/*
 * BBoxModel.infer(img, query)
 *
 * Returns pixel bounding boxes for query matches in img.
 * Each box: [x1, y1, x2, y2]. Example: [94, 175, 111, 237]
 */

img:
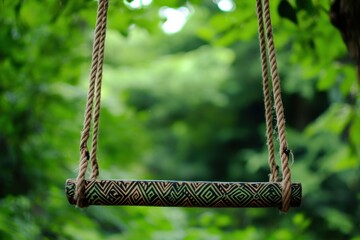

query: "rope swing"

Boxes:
[65, 0, 302, 212]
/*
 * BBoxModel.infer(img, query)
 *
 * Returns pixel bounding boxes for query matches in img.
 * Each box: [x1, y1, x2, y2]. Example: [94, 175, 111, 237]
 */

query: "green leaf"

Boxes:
[306, 103, 353, 135]
[296, 0, 313, 12]
[321, 208, 354, 234]
[278, 0, 298, 25]
[317, 67, 337, 90]
[350, 110, 360, 148]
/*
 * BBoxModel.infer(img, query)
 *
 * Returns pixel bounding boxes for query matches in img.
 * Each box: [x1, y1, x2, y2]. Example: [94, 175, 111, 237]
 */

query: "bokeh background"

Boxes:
[1, 0, 359, 239]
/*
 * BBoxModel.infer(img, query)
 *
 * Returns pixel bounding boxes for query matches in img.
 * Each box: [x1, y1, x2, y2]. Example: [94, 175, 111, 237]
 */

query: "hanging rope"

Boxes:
[75, 0, 109, 208]
[255, 0, 278, 183]
[72, 0, 293, 211]
[255, 0, 292, 212]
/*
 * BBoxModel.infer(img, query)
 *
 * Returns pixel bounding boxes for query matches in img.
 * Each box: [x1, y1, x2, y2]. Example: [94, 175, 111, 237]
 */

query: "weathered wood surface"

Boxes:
[66, 179, 301, 208]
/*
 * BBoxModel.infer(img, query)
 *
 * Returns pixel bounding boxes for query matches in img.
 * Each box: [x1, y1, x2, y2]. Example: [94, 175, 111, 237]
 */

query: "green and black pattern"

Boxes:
[66, 179, 301, 208]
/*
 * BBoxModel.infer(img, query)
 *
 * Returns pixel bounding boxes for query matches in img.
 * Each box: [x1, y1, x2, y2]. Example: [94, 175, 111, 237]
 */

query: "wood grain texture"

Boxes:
[66, 179, 301, 208]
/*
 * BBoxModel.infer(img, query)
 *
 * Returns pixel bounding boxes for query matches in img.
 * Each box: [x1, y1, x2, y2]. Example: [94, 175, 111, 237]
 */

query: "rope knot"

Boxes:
[283, 147, 290, 157]
[80, 146, 90, 160]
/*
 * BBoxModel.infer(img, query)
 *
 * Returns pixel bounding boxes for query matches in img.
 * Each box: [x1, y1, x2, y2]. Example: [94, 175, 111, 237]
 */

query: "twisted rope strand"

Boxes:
[263, 0, 291, 212]
[255, 0, 279, 183]
[90, 0, 109, 180]
[75, 0, 108, 208]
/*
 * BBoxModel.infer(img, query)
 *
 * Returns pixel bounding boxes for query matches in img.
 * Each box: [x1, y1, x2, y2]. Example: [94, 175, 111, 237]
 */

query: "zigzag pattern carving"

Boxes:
[66, 179, 301, 208]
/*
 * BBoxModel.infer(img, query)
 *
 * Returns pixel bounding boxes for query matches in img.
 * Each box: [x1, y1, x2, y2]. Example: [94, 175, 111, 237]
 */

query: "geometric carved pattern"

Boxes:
[66, 179, 301, 208]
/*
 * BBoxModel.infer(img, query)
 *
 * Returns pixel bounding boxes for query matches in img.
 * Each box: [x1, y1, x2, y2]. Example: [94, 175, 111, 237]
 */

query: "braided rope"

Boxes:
[89, 0, 109, 180]
[263, 0, 291, 212]
[256, 0, 292, 212]
[75, 0, 109, 208]
[255, 0, 278, 183]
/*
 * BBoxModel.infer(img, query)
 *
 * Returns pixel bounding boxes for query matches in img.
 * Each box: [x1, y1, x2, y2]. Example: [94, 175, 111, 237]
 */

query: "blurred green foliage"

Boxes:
[0, 0, 359, 239]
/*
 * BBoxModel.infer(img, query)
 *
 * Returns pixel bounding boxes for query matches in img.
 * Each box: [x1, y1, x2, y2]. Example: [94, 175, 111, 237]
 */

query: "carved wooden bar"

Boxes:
[66, 179, 302, 208]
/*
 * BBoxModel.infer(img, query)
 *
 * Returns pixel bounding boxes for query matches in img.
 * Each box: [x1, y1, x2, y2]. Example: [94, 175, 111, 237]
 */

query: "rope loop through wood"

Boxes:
[75, 0, 109, 208]
[255, 0, 292, 212]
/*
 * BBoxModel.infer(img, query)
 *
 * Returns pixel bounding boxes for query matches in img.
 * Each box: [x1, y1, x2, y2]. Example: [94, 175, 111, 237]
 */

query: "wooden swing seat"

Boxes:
[67, 0, 303, 212]
[66, 179, 301, 208]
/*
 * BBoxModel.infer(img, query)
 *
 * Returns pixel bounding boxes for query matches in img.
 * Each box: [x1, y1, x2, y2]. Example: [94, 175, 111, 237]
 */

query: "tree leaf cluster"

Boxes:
[0, 0, 359, 239]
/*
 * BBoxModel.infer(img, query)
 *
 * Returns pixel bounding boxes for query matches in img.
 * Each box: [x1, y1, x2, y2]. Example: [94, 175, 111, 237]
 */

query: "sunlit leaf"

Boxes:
[321, 208, 354, 234]
[306, 103, 353, 135]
